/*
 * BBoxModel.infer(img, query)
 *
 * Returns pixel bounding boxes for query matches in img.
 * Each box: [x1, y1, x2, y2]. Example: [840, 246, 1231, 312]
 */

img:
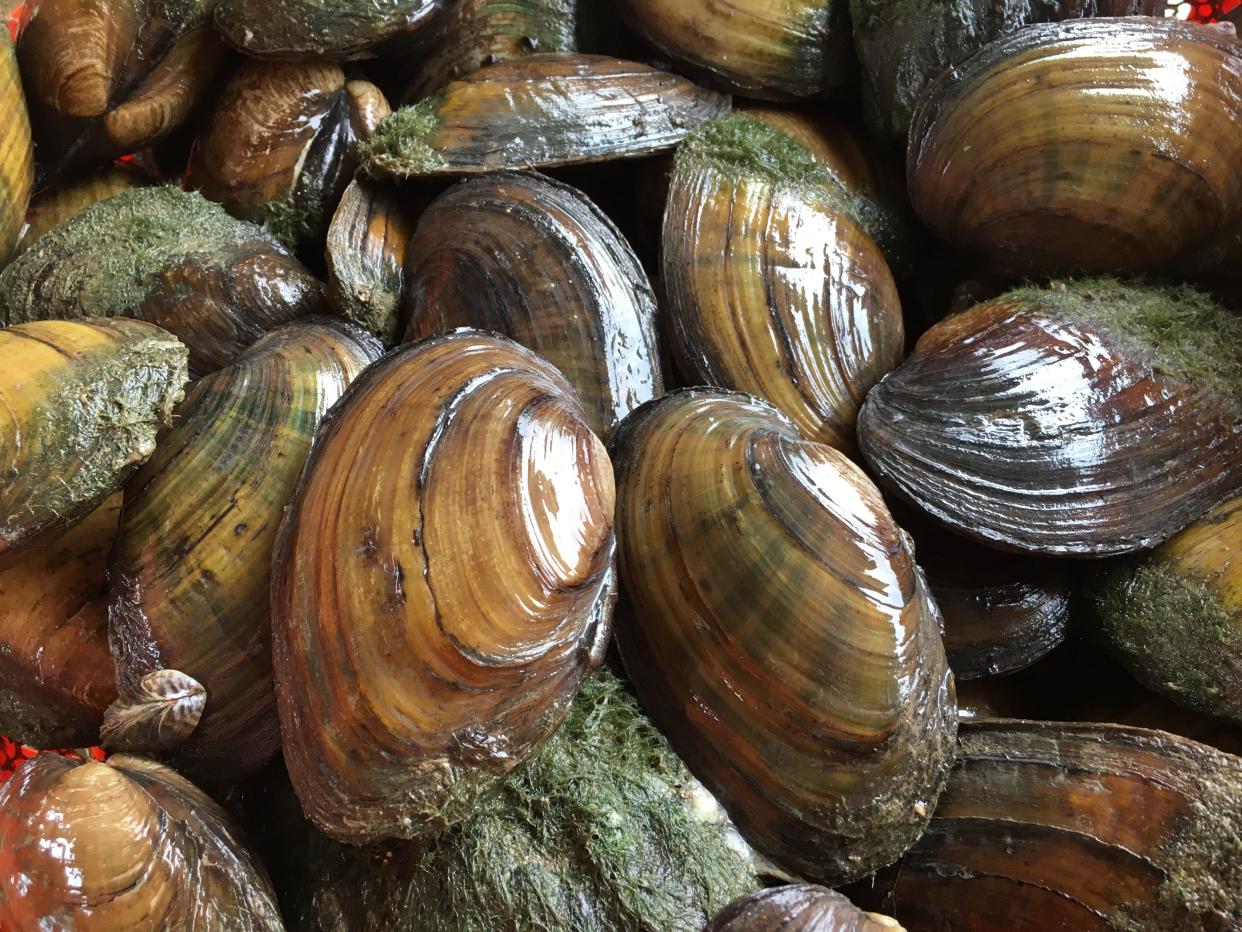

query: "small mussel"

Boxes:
[107, 319, 383, 778]
[706, 885, 902, 931]
[14, 165, 145, 257]
[271, 330, 617, 843]
[0, 186, 327, 377]
[1092, 493, 1242, 724]
[908, 18, 1242, 274]
[856, 721, 1242, 930]
[190, 62, 391, 252]
[100, 669, 207, 753]
[0, 495, 120, 748]
[214, 0, 442, 60]
[265, 671, 759, 932]
[17, 0, 226, 175]
[858, 280, 1242, 556]
[403, 171, 664, 436]
[0, 318, 187, 559]
[359, 54, 730, 180]
[0, 753, 283, 929]
[663, 116, 904, 452]
[0, 33, 32, 266]
[611, 389, 957, 884]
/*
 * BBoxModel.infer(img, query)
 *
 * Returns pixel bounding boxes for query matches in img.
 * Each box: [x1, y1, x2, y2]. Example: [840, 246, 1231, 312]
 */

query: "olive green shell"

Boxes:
[214, 0, 442, 59]
[0, 187, 326, 377]
[0, 318, 188, 560]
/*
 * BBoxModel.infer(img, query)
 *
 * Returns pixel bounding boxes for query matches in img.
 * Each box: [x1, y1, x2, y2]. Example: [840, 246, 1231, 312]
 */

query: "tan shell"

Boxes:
[0, 34, 32, 266]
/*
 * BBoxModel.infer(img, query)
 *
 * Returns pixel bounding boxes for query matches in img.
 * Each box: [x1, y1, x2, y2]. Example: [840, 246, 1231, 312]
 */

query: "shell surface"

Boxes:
[100, 669, 207, 753]
[214, 0, 442, 59]
[0, 33, 32, 267]
[908, 18, 1242, 274]
[272, 330, 617, 843]
[663, 117, 904, 452]
[0, 753, 283, 930]
[359, 54, 730, 179]
[108, 319, 383, 778]
[14, 166, 145, 258]
[403, 171, 663, 437]
[858, 281, 1242, 556]
[706, 885, 903, 931]
[612, 389, 957, 884]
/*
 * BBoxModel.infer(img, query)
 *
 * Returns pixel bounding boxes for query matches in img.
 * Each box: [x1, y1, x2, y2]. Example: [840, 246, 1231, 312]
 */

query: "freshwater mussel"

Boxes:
[706, 885, 902, 931]
[214, 0, 442, 60]
[0, 32, 32, 266]
[14, 164, 145, 257]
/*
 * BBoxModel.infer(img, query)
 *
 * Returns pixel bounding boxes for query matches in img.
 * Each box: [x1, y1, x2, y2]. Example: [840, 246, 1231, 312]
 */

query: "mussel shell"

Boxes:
[611, 388, 957, 884]
[858, 283, 1242, 556]
[0, 318, 187, 559]
[853, 720, 1242, 930]
[359, 53, 730, 180]
[617, 0, 853, 99]
[663, 117, 904, 452]
[14, 165, 145, 257]
[0, 33, 32, 267]
[271, 330, 617, 843]
[0, 494, 120, 748]
[0, 752, 282, 930]
[0, 186, 327, 377]
[213, 0, 442, 59]
[108, 319, 383, 779]
[706, 885, 902, 931]
[908, 18, 1242, 274]
[100, 669, 207, 753]
[403, 171, 663, 437]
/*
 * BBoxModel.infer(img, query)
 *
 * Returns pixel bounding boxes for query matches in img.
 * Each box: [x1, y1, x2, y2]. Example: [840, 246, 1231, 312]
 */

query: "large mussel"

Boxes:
[0, 752, 282, 929]
[107, 319, 383, 778]
[14, 165, 145, 257]
[0, 32, 32, 267]
[611, 389, 957, 884]
[271, 330, 617, 843]
[858, 280, 1242, 556]
[403, 171, 664, 437]
[214, 0, 442, 60]
[0, 186, 327, 377]
[706, 885, 902, 931]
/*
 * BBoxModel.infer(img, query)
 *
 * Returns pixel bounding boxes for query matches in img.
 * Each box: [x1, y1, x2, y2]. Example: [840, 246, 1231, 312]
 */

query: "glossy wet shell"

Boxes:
[108, 320, 383, 779]
[0, 187, 326, 377]
[271, 330, 617, 843]
[359, 54, 730, 179]
[214, 0, 442, 59]
[706, 885, 903, 931]
[856, 721, 1242, 930]
[858, 289, 1242, 556]
[611, 389, 957, 884]
[0, 35, 31, 267]
[0, 753, 282, 930]
[100, 669, 207, 753]
[0, 318, 187, 559]
[0, 494, 120, 748]
[404, 171, 664, 437]
[908, 18, 1242, 274]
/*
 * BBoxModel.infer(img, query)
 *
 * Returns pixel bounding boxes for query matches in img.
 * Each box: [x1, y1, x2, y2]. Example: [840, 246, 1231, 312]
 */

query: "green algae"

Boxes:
[357, 95, 448, 180]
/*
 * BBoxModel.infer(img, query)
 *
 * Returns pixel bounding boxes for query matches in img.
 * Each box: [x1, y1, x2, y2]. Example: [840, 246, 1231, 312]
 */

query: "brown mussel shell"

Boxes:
[908, 18, 1242, 274]
[271, 330, 617, 844]
[0, 494, 120, 747]
[858, 282, 1242, 556]
[664, 116, 904, 453]
[0, 186, 327, 377]
[214, 0, 442, 60]
[854, 720, 1242, 930]
[14, 165, 145, 257]
[100, 668, 207, 753]
[0, 752, 282, 930]
[359, 53, 730, 180]
[611, 388, 957, 884]
[108, 319, 383, 778]
[706, 885, 903, 931]
[403, 171, 664, 437]
[190, 61, 391, 252]
[0, 33, 32, 267]
[0, 318, 187, 559]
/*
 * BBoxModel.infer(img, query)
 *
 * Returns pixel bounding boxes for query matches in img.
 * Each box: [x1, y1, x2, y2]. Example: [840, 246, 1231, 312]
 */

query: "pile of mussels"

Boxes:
[2, 0, 1242, 929]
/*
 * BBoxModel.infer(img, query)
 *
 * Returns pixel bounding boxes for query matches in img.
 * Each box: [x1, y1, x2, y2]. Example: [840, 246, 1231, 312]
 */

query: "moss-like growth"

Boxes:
[357, 96, 449, 180]
[1006, 279, 1242, 403]
[281, 671, 759, 931]
[253, 194, 327, 255]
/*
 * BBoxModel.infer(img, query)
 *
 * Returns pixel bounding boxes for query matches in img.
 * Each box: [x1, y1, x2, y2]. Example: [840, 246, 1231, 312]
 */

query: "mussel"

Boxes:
[858, 280, 1242, 556]
[617, 0, 853, 99]
[190, 62, 391, 252]
[0, 495, 119, 748]
[706, 885, 902, 931]
[0, 32, 31, 267]
[908, 18, 1242, 274]
[0, 752, 283, 929]
[17, 0, 226, 175]
[214, 0, 442, 60]
[0, 186, 327, 377]
[663, 116, 904, 452]
[1092, 493, 1242, 724]
[403, 171, 664, 437]
[359, 54, 730, 180]
[854, 720, 1242, 930]
[108, 319, 383, 778]
[611, 389, 957, 884]
[271, 330, 617, 843]
[14, 165, 145, 257]
[100, 668, 207, 753]
[0, 318, 187, 559]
